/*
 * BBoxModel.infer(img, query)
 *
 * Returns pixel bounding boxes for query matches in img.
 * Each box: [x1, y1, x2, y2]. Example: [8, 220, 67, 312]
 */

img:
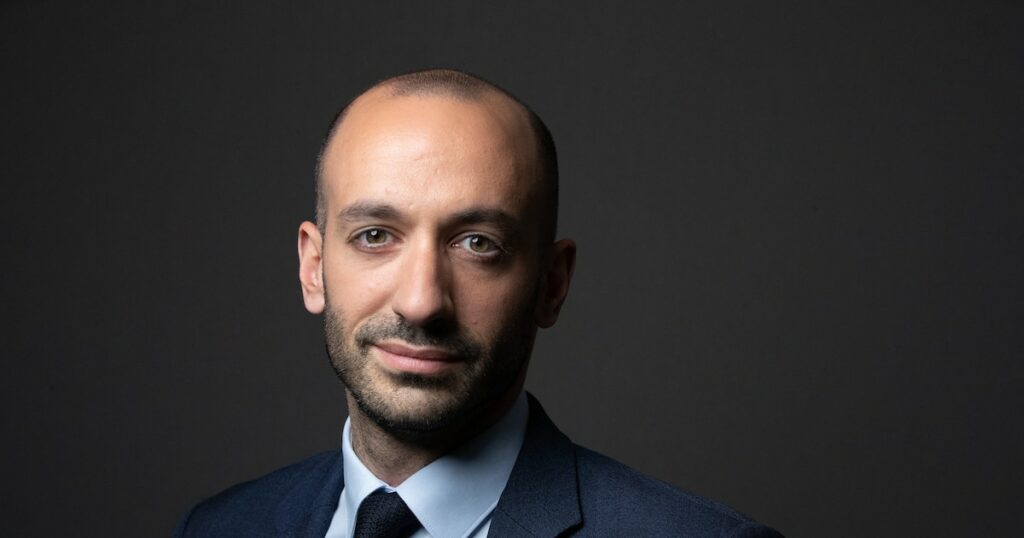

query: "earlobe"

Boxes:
[298, 221, 326, 314]
[535, 239, 576, 328]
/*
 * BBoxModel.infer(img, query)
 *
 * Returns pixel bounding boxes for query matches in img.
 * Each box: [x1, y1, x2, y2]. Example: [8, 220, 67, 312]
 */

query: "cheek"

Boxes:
[323, 254, 396, 319]
[455, 270, 537, 333]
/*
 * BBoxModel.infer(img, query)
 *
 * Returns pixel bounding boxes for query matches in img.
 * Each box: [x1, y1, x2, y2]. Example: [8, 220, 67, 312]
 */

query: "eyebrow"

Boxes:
[446, 207, 522, 238]
[335, 201, 524, 239]
[336, 201, 404, 224]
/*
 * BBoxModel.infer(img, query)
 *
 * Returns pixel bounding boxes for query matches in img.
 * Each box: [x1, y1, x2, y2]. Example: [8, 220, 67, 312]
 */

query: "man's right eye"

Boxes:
[353, 228, 393, 248]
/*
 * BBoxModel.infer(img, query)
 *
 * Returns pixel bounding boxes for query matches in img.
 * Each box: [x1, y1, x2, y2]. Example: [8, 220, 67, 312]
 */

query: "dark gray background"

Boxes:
[3, 1, 1021, 536]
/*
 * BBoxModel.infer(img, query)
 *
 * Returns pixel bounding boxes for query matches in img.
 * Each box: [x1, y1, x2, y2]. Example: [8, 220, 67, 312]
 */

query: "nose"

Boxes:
[391, 238, 454, 328]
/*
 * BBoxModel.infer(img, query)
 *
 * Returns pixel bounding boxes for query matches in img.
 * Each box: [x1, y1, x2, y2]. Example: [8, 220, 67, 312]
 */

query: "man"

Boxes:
[176, 69, 782, 537]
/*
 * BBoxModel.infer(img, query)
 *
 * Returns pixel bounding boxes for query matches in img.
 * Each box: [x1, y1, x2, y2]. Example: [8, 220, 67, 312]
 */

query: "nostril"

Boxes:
[392, 292, 455, 328]
[420, 314, 457, 335]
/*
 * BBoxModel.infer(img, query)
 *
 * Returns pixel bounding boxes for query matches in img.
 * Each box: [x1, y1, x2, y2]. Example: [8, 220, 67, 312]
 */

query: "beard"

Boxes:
[323, 293, 537, 436]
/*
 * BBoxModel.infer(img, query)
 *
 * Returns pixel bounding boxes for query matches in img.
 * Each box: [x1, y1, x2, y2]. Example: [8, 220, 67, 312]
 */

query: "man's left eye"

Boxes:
[453, 234, 502, 255]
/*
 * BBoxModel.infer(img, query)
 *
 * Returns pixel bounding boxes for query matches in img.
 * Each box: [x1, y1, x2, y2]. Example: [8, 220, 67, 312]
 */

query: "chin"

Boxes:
[358, 390, 471, 434]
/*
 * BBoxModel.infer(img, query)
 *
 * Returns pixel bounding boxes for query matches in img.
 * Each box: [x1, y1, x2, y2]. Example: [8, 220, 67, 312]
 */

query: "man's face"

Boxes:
[308, 91, 549, 433]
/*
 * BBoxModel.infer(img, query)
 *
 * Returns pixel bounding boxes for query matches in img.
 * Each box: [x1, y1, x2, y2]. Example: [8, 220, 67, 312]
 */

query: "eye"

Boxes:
[353, 228, 394, 249]
[452, 234, 504, 258]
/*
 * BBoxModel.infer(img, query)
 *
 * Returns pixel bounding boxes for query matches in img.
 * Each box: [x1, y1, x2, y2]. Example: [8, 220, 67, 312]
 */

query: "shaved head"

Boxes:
[314, 69, 559, 244]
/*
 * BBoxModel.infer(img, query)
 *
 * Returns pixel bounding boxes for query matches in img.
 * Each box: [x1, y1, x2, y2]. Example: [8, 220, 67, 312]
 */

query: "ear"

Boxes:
[298, 221, 325, 314]
[535, 238, 576, 328]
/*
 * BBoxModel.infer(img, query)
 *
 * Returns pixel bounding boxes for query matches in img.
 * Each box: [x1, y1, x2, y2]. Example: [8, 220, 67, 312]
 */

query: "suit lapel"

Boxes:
[489, 394, 582, 537]
[273, 450, 347, 538]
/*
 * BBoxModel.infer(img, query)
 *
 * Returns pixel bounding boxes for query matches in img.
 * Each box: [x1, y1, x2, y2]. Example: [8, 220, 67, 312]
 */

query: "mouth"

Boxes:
[372, 341, 462, 376]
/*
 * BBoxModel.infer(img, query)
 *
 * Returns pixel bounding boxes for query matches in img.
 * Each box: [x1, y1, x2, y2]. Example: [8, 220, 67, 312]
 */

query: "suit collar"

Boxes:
[489, 394, 582, 537]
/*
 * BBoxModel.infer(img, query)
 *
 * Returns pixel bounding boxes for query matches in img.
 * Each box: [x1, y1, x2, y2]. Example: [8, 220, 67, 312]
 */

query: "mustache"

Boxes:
[354, 316, 481, 359]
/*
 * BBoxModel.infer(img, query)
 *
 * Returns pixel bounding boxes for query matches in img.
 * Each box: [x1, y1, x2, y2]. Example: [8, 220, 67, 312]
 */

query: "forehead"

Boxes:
[320, 90, 541, 219]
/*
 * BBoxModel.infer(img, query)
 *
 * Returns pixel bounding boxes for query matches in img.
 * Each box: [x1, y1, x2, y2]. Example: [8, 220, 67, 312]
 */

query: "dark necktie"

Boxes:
[353, 490, 421, 538]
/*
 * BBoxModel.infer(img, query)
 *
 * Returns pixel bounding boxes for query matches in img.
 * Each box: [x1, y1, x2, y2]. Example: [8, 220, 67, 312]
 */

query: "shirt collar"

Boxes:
[341, 391, 529, 538]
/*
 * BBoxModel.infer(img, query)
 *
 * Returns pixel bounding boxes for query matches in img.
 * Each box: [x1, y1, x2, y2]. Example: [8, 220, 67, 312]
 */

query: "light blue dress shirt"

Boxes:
[324, 391, 529, 538]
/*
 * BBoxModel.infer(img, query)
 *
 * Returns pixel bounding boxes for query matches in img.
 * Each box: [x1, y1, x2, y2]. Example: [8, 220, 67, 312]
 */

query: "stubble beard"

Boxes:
[323, 296, 536, 438]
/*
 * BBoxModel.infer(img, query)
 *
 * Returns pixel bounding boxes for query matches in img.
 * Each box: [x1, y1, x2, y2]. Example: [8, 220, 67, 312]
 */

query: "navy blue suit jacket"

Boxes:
[176, 396, 783, 537]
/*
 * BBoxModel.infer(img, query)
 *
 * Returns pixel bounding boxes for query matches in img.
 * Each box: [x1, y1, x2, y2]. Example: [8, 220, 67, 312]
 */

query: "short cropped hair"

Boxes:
[314, 69, 559, 244]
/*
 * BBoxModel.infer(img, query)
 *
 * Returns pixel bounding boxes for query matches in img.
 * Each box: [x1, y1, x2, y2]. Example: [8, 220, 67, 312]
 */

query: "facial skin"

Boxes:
[297, 88, 575, 455]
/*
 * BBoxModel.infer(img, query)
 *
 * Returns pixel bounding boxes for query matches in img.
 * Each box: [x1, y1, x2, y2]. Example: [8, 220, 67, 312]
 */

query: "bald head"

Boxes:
[314, 69, 559, 243]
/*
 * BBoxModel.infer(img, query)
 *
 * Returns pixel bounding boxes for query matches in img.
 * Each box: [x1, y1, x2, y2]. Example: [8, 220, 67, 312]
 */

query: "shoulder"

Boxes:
[507, 395, 783, 537]
[174, 451, 340, 538]
[572, 446, 783, 537]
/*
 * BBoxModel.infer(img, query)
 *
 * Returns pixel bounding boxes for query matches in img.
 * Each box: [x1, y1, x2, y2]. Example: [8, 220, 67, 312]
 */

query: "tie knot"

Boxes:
[353, 490, 421, 538]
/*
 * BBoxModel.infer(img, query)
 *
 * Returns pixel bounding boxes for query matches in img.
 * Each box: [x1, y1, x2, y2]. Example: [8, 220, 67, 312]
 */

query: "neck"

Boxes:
[346, 381, 524, 487]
